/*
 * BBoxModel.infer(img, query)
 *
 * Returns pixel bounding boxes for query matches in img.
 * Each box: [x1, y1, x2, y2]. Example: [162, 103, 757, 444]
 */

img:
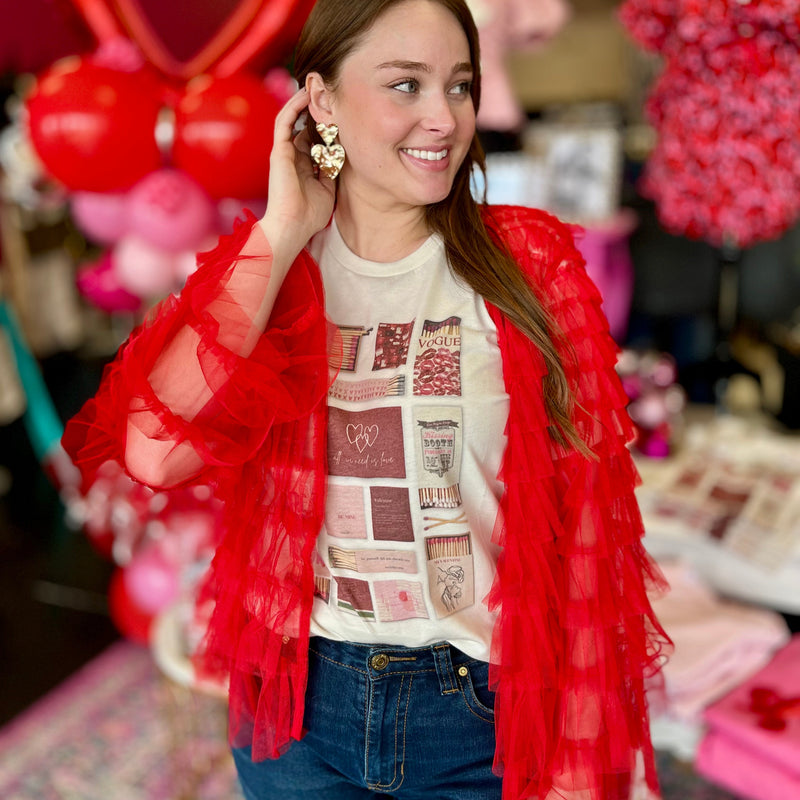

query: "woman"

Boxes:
[63, 1, 669, 798]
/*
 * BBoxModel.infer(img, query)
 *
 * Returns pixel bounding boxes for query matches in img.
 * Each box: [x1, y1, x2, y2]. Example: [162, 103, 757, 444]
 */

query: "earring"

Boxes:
[310, 122, 346, 180]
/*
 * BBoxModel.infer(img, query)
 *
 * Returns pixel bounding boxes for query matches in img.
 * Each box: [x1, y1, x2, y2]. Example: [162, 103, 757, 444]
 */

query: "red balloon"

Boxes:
[172, 73, 280, 199]
[108, 567, 154, 644]
[25, 56, 164, 192]
[123, 545, 180, 615]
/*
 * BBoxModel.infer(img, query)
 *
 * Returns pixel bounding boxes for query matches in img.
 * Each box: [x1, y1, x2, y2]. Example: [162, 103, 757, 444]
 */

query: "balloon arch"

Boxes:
[14, 0, 316, 642]
[23, 0, 314, 311]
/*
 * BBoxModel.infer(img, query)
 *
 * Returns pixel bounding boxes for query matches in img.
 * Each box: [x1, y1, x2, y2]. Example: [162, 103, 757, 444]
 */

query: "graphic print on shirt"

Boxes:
[370, 486, 415, 542]
[373, 321, 415, 370]
[313, 550, 332, 603]
[414, 406, 463, 509]
[328, 324, 372, 371]
[329, 375, 406, 403]
[413, 317, 462, 396]
[328, 406, 405, 479]
[335, 576, 375, 619]
[328, 546, 418, 574]
[425, 533, 474, 617]
[423, 510, 468, 533]
[325, 484, 368, 539]
[374, 580, 429, 622]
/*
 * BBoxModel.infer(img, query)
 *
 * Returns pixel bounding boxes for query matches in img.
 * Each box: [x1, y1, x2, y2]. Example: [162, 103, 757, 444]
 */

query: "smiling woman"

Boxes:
[297, 0, 477, 244]
[61, 1, 671, 799]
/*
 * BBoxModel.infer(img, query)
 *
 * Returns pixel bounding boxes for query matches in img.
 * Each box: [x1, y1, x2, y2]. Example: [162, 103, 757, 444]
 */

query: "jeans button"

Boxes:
[370, 653, 389, 670]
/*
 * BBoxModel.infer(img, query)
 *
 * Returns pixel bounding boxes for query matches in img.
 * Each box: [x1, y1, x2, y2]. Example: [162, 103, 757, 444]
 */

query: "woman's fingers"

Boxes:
[260, 86, 334, 245]
[274, 87, 310, 142]
[293, 126, 312, 156]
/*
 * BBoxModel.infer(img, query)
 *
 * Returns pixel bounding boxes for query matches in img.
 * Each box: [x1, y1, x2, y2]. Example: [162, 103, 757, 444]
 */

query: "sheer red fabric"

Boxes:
[483, 206, 670, 800]
[63, 213, 335, 753]
[62, 206, 670, 800]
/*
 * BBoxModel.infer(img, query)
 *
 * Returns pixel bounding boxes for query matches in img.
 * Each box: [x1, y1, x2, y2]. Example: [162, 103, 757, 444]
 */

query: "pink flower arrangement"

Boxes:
[619, 0, 800, 248]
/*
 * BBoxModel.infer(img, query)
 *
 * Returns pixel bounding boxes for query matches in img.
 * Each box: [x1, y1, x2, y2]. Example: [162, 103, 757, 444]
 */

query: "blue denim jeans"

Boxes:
[232, 636, 502, 799]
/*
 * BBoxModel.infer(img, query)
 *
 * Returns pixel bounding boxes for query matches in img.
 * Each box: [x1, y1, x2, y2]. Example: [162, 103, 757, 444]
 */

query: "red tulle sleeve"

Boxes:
[62, 212, 335, 760]
[483, 206, 671, 800]
[62, 211, 332, 492]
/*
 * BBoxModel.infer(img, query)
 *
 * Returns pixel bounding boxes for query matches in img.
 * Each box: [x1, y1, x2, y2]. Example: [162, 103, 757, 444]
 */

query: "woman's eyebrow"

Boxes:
[376, 60, 473, 75]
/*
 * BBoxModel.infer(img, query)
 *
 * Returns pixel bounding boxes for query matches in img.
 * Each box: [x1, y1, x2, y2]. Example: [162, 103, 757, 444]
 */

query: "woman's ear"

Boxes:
[306, 72, 334, 124]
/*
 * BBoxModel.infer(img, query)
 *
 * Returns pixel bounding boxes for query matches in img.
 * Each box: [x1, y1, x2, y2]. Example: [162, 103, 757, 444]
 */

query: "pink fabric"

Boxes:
[573, 210, 637, 343]
[696, 636, 800, 800]
[650, 561, 789, 722]
[697, 729, 800, 800]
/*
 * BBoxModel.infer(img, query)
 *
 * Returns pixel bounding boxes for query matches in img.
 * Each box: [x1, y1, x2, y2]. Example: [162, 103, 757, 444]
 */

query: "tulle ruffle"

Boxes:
[194, 406, 330, 757]
[62, 213, 334, 756]
[483, 205, 671, 800]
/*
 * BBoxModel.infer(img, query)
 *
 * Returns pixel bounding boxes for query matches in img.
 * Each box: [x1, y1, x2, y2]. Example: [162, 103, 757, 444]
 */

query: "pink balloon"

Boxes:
[71, 190, 130, 245]
[113, 234, 178, 299]
[172, 235, 216, 285]
[76, 251, 142, 313]
[216, 197, 267, 234]
[127, 168, 216, 253]
[173, 250, 199, 284]
[123, 545, 179, 615]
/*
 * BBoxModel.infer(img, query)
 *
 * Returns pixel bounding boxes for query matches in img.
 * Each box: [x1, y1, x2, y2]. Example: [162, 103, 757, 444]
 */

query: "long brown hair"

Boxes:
[294, 0, 585, 452]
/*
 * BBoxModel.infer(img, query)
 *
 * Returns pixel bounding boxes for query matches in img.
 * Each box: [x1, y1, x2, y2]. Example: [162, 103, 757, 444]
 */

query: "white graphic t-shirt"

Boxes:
[307, 218, 510, 661]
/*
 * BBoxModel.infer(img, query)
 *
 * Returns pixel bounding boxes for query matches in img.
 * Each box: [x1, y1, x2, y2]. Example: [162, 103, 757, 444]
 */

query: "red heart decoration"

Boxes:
[69, 0, 316, 81]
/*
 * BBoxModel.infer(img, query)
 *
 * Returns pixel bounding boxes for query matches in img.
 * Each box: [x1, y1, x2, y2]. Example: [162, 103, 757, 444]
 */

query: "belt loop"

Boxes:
[432, 644, 457, 695]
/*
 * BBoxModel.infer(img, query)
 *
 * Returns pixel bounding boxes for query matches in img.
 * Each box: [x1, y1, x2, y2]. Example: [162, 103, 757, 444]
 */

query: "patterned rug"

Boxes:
[0, 641, 242, 800]
[0, 640, 742, 799]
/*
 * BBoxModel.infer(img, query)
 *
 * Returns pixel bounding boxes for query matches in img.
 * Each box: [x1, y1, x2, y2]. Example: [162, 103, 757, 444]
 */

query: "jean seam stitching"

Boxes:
[458, 670, 496, 723]
[374, 666, 437, 677]
[371, 674, 409, 792]
[310, 649, 368, 675]
[364, 667, 375, 786]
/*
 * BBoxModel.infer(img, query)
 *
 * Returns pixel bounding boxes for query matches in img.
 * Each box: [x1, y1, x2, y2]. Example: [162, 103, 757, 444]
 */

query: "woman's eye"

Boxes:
[450, 81, 472, 96]
[392, 79, 419, 94]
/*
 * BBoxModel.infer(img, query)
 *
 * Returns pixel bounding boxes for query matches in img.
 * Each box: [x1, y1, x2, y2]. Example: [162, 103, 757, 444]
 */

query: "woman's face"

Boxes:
[321, 0, 476, 212]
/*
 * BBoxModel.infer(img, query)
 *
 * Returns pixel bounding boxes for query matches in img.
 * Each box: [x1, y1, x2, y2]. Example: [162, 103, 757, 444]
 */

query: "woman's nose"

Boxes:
[421, 93, 457, 136]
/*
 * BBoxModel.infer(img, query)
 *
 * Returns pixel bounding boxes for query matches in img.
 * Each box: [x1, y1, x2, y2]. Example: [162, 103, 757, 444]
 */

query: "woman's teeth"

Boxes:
[402, 149, 447, 161]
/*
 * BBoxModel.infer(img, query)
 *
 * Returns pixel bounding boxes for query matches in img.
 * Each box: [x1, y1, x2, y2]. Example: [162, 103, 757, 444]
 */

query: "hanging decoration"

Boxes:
[619, 0, 800, 249]
[616, 349, 686, 458]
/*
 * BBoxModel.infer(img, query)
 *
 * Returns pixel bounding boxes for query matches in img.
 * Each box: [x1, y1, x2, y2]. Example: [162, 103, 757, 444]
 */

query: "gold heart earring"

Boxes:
[310, 122, 346, 180]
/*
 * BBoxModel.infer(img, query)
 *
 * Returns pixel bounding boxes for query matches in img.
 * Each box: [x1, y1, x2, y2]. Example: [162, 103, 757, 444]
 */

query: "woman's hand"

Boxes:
[258, 87, 337, 265]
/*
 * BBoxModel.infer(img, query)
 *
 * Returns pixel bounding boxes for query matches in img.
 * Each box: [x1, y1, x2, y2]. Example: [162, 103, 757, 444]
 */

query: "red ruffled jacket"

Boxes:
[63, 205, 669, 800]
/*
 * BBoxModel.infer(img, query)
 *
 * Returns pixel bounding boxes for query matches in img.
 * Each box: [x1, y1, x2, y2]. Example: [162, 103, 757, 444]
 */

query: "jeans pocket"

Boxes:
[457, 660, 496, 723]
